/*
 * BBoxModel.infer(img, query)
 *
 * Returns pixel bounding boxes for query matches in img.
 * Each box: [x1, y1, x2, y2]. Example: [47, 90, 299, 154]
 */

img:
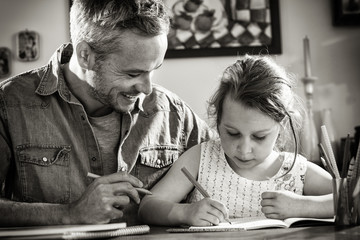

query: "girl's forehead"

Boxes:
[221, 97, 278, 130]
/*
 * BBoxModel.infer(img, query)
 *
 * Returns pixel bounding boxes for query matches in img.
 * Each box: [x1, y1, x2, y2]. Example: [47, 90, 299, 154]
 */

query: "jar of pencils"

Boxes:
[333, 178, 351, 225]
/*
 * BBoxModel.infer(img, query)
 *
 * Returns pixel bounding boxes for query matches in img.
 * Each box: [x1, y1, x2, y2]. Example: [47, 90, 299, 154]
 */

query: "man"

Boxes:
[0, 0, 212, 226]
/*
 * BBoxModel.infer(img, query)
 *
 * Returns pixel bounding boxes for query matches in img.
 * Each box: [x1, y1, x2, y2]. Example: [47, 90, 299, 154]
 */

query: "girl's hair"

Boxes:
[208, 55, 305, 173]
[70, 0, 170, 60]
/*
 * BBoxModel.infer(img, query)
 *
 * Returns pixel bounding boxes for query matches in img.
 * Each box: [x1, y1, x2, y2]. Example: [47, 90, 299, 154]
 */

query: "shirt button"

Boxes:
[42, 157, 48, 162]
[156, 159, 162, 165]
[91, 157, 97, 161]
[81, 115, 86, 121]
[120, 167, 126, 172]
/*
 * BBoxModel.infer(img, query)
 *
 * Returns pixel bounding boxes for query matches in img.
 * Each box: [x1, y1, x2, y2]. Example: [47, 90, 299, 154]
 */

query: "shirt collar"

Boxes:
[35, 43, 73, 101]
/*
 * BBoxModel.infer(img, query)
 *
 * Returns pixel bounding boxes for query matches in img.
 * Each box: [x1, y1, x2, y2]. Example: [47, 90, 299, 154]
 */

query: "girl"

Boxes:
[138, 55, 333, 227]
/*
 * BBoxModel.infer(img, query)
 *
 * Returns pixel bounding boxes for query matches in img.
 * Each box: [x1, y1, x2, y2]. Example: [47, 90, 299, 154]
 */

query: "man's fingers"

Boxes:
[112, 183, 141, 204]
[112, 195, 131, 209]
[99, 172, 143, 188]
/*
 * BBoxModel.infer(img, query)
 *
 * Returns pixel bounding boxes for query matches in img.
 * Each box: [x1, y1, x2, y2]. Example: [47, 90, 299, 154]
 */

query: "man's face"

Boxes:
[89, 31, 168, 113]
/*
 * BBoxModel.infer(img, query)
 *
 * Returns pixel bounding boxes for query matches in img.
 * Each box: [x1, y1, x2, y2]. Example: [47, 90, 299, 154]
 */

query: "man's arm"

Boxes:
[0, 172, 144, 226]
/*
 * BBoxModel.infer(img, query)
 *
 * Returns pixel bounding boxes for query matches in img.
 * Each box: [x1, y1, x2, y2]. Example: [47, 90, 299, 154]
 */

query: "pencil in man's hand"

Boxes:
[86, 172, 152, 195]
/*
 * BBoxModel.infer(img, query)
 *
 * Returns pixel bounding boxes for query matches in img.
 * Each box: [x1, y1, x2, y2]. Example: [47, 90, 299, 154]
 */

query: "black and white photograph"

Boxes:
[0, 0, 359, 239]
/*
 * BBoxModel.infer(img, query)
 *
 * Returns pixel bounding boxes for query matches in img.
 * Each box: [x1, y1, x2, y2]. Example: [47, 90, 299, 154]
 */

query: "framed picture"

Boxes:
[16, 30, 40, 61]
[0, 47, 11, 79]
[164, 0, 281, 58]
[333, 0, 360, 25]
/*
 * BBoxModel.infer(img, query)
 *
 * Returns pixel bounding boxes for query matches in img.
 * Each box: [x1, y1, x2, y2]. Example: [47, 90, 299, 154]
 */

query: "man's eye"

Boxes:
[128, 73, 140, 78]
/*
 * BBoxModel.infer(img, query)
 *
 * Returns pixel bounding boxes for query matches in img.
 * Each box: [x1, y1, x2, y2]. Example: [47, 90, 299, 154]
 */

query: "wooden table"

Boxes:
[112, 225, 360, 240]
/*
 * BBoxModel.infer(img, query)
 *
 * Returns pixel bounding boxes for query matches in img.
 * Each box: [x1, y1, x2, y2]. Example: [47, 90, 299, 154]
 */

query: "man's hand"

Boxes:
[67, 172, 143, 224]
[261, 191, 304, 219]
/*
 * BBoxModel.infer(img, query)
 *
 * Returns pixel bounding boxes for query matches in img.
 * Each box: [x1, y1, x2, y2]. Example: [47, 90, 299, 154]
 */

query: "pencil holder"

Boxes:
[333, 178, 351, 226]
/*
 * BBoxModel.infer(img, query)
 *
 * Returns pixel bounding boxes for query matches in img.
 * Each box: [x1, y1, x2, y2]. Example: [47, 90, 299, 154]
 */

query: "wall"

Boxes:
[0, 0, 359, 141]
[155, 0, 360, 140]
[0, 0, 69, 77]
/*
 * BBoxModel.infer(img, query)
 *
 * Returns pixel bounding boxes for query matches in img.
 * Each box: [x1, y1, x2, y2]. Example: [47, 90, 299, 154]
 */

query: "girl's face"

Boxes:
[218, 95, 280, 172]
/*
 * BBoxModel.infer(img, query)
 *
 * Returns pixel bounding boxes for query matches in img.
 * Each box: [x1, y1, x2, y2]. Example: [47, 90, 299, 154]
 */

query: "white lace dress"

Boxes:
[187, 139, 307, 218]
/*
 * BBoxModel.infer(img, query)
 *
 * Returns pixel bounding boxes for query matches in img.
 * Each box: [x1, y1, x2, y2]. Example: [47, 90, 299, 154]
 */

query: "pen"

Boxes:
[180, 167, 232, 224]
[87, 172, 152, 195]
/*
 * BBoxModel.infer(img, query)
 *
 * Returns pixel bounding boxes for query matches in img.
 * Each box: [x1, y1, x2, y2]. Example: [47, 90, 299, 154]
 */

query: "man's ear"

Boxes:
[75, 41, 95, 70]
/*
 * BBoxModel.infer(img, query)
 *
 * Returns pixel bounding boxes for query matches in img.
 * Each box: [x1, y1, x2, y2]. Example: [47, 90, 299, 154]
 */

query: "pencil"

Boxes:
[86, 172, 152, 195]
[181, 167, 232, 224]
[181, 167, 210, 198]
[319, 143, 337, 178]
[320, 125, 341, 179]
[341, 134, 351, 178]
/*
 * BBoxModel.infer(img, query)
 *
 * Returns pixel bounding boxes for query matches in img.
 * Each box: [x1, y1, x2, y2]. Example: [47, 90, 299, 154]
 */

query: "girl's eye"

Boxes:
[253, 135, 266, 141]
[227, 131, 239, 136]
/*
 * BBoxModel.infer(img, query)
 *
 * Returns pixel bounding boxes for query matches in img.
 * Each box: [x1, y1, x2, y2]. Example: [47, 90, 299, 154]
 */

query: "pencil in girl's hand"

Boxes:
[181, 167, 210, 198]
[86, 172, 152, 195]
[180, 167, 232, 225]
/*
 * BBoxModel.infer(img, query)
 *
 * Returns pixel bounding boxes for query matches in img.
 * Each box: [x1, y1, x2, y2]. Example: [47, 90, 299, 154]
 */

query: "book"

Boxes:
[167, 216, 335, 232]
[0, 223, 150, 239]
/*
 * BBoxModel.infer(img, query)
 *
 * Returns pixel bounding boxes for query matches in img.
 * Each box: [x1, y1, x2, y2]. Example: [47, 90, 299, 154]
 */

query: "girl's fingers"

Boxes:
[263, 213, 280, 219]
[260, 199, 274, 207]
[201, 214, 221, 226]
[209, 200, 229, 220]
[261, 205, 276, 214]
[261, 191, 277, 199]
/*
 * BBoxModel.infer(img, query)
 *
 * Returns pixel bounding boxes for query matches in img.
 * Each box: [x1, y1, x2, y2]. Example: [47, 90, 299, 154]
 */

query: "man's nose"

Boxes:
[136, 73, 152, 95]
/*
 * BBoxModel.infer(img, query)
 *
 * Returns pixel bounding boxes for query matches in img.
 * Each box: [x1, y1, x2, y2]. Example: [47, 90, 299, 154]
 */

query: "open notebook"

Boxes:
[0, 223, 150, 239]
[167, 216, 335, 232]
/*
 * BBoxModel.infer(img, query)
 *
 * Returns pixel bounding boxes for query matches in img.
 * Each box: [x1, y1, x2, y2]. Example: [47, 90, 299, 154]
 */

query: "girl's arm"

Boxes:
[138, 144, 228, 226]
[261, 161, 334, 219]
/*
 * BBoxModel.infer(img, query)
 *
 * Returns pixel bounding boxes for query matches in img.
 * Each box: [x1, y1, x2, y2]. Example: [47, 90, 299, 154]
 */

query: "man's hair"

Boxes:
[70, 0, 170, 57]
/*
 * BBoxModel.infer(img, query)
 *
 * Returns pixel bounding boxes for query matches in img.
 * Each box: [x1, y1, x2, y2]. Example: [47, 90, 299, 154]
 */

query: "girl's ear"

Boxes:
[75, 41, 95, 70]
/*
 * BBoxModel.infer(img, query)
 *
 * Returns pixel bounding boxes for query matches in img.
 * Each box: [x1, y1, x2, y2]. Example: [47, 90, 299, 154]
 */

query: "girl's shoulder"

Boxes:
[277, 152, 308, 175]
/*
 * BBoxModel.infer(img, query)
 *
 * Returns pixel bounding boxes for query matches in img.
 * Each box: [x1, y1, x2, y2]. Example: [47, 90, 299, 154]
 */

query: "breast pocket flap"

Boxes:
[17, 145, 71, 167]
[139, 147, 180, 169]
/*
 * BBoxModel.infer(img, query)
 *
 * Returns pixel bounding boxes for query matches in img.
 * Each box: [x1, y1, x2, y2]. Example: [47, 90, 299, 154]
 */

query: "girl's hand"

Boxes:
[182, 198, 229, 226]
[260, 191, 304, 219]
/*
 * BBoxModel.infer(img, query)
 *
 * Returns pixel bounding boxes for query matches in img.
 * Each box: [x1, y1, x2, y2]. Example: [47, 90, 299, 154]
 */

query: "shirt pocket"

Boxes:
[17, 144, 71, 203]
[133, 145, 181, 189]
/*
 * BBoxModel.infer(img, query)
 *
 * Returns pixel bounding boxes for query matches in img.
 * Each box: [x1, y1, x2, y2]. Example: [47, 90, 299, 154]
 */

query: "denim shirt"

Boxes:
[0, 44, 213, 225]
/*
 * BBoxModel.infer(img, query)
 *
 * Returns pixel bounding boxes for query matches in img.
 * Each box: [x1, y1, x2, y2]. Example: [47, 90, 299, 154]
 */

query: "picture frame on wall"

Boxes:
[0, 47, 11, 79]
[164, 0, 281, 58]
[333, 0, 360, 25]
[16, 30, 40, 62]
